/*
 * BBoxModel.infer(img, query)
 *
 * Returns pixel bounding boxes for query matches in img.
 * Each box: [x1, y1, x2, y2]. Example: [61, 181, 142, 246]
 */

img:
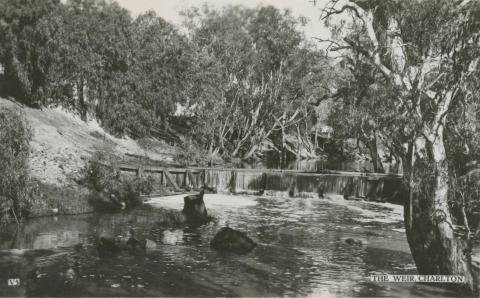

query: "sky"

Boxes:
[113, 0, 332, 41]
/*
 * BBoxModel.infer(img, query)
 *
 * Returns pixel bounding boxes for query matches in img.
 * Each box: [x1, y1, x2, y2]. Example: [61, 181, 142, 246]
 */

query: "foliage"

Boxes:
[0, 105, 32, 221]
[47, 1, 192, 137]
[173, 137, 214, 167]
[449, 173, 480, 240]
[327, 58, 407, 172]
[322, 0, 480, 180]
[0, 0, 192, 138]
[0, 0, 334, 160]
[183, 5, 329, 159]
[129, 11, 191, 128]
[79, 152, 154, 211]
[319, 0, 480, 290]
[0, 0, 62, 105]
[47, 0, 131, 119]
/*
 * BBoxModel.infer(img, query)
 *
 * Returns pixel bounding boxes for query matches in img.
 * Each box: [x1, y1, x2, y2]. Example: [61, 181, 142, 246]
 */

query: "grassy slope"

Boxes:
[0, 97, 176, 215]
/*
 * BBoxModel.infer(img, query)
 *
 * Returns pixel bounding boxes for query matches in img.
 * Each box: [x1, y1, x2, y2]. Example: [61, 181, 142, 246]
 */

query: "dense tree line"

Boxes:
[0, 0, 192, 138]
[0, 0, 329, 161]
[182, 6, 330, 160]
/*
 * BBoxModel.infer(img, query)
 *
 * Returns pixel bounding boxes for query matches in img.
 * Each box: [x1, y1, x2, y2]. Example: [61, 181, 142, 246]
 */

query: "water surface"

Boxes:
[0, 194, 459, 297]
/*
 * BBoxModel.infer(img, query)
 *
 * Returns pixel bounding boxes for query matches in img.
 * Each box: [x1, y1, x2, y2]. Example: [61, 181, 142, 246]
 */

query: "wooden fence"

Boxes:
[100, 162, 404, 201]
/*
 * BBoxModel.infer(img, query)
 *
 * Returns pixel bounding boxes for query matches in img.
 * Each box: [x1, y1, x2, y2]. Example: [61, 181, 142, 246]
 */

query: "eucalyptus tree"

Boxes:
[0, 0, 62, 105]
[316, 0, 479, 292]
[47, 0, 134, 127]
[184, 5, 326, 160]
[129, 11, 191, 132]
[327, 58, 392, 173]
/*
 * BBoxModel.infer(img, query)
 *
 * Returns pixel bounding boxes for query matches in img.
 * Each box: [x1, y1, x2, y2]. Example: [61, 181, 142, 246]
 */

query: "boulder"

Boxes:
[210, 227, 257, 254]
[125, 228, 146, 254]
[97, 237, 123, 258]
[345, 238, 363, 246]
[97, 229, 151, 257]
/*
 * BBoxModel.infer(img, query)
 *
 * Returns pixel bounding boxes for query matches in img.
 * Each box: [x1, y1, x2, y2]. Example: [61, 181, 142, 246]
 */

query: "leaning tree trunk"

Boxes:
[404, 129, 477, 293]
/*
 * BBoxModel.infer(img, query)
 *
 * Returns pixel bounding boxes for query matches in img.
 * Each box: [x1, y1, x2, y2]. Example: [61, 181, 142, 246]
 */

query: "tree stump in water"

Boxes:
[182, 189, 210, 225]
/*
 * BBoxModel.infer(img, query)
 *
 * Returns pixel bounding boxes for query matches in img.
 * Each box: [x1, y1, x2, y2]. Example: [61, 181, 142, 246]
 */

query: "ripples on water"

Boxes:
[0, 194, 460, 297]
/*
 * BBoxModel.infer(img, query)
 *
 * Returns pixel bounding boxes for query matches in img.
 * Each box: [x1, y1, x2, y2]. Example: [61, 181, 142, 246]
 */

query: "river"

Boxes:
[0, 193, 460, 297]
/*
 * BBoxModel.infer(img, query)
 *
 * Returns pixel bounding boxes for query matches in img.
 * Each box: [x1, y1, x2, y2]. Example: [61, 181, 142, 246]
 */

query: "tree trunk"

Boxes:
[280, 116, 286, 168]
[231, 129, 253, 157]
[77, 79, 87, 121]
[243, 144, 258, 160]
[404, 131, 477, 293]
[366, 137, 385, 173]
[296, 125, 302, 165]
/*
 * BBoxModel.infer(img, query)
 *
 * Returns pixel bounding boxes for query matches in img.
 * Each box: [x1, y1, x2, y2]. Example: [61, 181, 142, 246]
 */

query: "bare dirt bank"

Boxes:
[0, 97, 177, 216]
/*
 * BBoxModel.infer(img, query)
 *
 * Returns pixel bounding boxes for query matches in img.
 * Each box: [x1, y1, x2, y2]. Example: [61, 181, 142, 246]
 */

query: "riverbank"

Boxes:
[0, 97, 372, 218]
[0, 97, 178, 217]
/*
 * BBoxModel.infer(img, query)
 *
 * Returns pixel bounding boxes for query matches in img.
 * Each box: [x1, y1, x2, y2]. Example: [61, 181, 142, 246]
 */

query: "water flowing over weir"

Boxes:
[109, 162, 405, 203]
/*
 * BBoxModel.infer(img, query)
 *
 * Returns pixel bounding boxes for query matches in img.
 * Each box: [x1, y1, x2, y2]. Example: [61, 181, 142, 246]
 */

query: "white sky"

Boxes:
[113, 0, 332, 41]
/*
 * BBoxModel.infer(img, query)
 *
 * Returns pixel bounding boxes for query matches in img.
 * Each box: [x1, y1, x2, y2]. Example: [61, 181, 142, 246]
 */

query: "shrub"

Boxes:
[100, 102, 154, 139]
[79, 152, 154, 211]
[89, 130, 104, 140]
[0, 105, 32, 222]
[174, 137, 204, 166]
[174, 137, 222, 167]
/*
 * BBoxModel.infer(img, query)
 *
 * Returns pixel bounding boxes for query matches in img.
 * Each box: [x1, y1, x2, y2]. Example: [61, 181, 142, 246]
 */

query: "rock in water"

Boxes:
[125, 229, 146, 254]
[345, 238, 362, 246]
[210, 227, 257, 254]
[182, 190, 209, 225]
[145, 239, 157, 249]
[97, 237, 122, 258]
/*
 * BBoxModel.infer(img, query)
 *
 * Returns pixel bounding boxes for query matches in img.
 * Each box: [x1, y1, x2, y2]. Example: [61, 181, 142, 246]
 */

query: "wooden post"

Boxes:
[288, 175, 298, 197]
[202, 169, 207, 187]
[343, 177, 354, 200]
[164, 169, 181, 192]
[230, 171, 237, 193]
[262, 173, 267, 191]
[186, 169, 198, 189]
[136, 165, 144, 177]
[183, 171, 187, 189]
[317, 179, 325, 198]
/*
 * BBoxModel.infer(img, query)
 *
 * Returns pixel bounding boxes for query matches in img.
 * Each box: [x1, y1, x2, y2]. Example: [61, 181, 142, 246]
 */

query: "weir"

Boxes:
[109, 162, 405, 203]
